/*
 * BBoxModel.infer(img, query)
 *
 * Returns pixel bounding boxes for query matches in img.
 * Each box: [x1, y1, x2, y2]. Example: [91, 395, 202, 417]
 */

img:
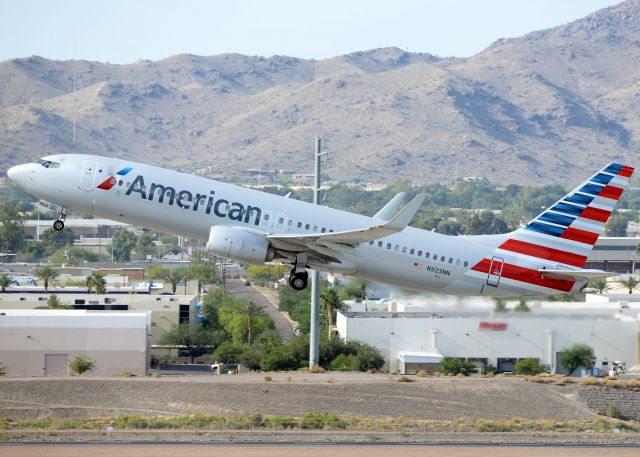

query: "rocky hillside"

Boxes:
[1, 0, 639, 185]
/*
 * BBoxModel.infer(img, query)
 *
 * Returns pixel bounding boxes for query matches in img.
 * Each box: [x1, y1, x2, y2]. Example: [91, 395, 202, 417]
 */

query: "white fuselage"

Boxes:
[7, 154, 589, 297]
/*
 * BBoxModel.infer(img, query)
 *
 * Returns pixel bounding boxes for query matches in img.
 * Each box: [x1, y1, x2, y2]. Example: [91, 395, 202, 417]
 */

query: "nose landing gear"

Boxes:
[53, 209, 67, 231]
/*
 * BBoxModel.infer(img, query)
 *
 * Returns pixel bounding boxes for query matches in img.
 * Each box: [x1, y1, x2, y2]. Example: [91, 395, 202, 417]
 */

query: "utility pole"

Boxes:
[309, 137, 326, 368]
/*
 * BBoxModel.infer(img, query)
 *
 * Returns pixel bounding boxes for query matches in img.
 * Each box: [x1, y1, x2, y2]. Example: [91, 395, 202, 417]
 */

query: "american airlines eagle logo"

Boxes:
[97, 167, 133, 190]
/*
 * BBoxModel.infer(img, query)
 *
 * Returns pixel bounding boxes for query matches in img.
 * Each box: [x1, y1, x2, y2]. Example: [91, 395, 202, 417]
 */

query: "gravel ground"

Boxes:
[0, 373, 597, 420]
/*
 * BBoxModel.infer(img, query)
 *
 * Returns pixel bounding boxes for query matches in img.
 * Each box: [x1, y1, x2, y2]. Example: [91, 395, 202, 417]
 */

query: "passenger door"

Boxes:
[78, 160, 99, 191]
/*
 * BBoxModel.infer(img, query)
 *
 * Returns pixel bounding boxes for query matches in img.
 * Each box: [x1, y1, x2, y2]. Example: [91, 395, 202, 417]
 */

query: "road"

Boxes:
[224, 278, 295, 340]
[3, 444, 640, 457]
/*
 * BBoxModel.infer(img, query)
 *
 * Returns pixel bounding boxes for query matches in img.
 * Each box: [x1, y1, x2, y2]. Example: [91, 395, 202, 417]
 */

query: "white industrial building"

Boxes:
[337, 297, 640, 375]
[0, 309, 150, 377]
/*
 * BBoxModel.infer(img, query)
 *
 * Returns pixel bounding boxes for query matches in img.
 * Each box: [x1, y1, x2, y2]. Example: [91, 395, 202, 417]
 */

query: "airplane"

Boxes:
[6, 155, 634, 297]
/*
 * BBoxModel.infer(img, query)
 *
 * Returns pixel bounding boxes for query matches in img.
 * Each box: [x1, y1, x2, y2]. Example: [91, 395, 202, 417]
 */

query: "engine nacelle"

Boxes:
[206, 226, 275, 264]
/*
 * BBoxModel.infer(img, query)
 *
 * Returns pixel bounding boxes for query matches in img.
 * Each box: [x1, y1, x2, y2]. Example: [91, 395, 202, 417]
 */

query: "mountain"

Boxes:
[1, 1, 639, 185]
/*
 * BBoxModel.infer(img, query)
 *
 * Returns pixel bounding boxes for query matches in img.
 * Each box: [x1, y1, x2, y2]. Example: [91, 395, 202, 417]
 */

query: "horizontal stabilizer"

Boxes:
[538, 269, 615, 280]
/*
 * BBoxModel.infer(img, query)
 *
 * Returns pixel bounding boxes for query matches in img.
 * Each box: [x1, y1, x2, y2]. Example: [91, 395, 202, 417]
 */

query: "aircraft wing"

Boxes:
[538, 269, 615, 280]
[267, 193, 425, 247]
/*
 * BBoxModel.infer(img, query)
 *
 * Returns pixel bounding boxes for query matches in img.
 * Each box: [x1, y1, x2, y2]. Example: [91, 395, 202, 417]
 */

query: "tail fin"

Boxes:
[499, 163, 634, 269]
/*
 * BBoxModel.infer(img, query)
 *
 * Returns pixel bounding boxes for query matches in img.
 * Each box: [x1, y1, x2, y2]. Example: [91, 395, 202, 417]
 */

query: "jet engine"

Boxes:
[206, 226, 275, 264]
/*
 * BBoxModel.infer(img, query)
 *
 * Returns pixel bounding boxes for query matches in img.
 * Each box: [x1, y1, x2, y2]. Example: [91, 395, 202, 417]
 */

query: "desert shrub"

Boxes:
[416, 370, 427, 377]
[329, 354, 355, 371]
[580, 376, 600, 386]
[309, 365, 325, 373]
[397, 376, 414, 382]
[512, 358, 547, 376]
[69, 356, 94, 375]
[439, 358, 477, 376]
[263, 375, 272, 382]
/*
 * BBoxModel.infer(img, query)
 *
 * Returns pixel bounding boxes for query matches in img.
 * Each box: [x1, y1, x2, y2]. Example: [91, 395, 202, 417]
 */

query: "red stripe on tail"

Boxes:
[560, 227, 599, 245]
[472, 258, 574, 292]
[498, 239, 587, 267]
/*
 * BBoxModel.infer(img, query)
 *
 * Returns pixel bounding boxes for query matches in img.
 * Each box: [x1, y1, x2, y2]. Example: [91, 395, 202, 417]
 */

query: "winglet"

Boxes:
[373, 192, 406, 221]
[385, 193, 426, 231]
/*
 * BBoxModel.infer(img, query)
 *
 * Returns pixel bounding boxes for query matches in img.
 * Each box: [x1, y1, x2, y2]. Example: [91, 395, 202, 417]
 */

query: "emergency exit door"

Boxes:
[486, 256, 504, 287]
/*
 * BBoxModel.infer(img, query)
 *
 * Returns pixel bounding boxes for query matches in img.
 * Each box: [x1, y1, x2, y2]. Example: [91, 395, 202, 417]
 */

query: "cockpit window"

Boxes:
[35, 159, 60, 168]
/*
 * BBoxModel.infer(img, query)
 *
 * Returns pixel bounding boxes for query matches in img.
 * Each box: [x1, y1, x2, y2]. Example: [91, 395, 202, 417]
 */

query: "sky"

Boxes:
[0, 0, 623, 64]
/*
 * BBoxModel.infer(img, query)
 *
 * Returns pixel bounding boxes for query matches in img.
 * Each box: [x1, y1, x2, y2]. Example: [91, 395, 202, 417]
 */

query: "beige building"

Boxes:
[0, 309, 150, 376]
[0, 293, 197, 345]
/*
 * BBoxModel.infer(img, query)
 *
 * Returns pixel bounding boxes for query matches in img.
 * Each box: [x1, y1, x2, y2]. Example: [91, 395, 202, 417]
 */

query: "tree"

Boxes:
[212, 341, 248, 364]
[619, 276, 639, 294]
[559, 344, 595, 376]
[0, 202, 25, 253]
[159, 323, 217, 363]
[162, 268, 186, 294]
[0, 274, 12, 292]
[512, 358, 547, 375]
[48, 246, 100, 267]
[218, 300, 273, 345]
[85, 274, 96, 294]
[137, 231, 156, 258]
[40, 227, 75, 253]
[465, 210, 508, 235]
[19, 240, 46, 262]
[320, 287, 348, 335]
[35, 265, 59, 292]
[110, 229, 137, 262]
[588, 278, 609, 294]
[606, 214, 631, 237]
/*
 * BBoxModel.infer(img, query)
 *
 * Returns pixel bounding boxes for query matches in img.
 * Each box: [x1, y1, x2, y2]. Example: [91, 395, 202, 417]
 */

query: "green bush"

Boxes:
[69, 356, 95, 375]
[513, 358, 548, 376]
[0, 363, 5, 376]
[607, 404, 621, 419]
[439, 358, 477, 376]
[260, 347, 299, 371]
[329, 354, 356, 371]
[212, 341, 247, 364]
[350, 343, 385, 372]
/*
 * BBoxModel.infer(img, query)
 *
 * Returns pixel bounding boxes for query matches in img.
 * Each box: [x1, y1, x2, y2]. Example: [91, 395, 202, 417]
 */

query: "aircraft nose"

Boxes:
[7, 164, 30, 186]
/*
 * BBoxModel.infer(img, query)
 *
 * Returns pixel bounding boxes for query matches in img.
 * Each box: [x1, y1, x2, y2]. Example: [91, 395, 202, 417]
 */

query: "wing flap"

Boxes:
[267, 193, 425, 246]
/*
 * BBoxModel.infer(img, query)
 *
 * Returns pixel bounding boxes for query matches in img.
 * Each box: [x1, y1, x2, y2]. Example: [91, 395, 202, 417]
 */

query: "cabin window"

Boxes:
[410, 248, 415, 255]
[440, 256, 445, 262]
[313, 225, 318, 231]
[305, 223, 310, 230]
[369, 241, 373, 245]
[417, 250, 422, 256]
[463, 261, 469, 267]
[297, 222, 302, 228]
[425, 252, 430, 259]
[402, 247, 407, 253]
[118, 180, 123, 186]
[433, 253, 437, 260]
[448, 257, 453, 264]
[386, 243, 391, 249]
[456, 259, 461, 266]
[288, 220, 293, 226]
[394, 245, 399, 251]
[378, 241, 383, 247]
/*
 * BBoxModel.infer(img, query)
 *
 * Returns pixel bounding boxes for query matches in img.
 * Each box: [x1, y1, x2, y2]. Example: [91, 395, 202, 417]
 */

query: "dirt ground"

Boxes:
[2, 444, 640, 457]
[0, 373, 596, 420]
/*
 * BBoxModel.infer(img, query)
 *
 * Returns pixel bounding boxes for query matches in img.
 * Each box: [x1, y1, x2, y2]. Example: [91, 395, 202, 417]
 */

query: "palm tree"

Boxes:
[0, 274, 12, 292]
[162, 268, 186, 294]
[619, 276, 640, 294]
[321, 288, 348, 336]
[35, 294, 71, 309]
[588, 278, 609, 294]
[93, 273, 107, 294]
[85, 274, 96, 294]
[241, 301, 264, 345]
[35, 266, 58, 293]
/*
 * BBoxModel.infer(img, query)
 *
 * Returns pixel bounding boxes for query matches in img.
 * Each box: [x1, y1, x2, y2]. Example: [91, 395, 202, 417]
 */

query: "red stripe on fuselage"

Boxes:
[560, 227, 599, 245]
[472, 258, 575, 292]
[499, 239, 587, 267]
[598, 185, 623, 200]
[579, 206, 610, 223]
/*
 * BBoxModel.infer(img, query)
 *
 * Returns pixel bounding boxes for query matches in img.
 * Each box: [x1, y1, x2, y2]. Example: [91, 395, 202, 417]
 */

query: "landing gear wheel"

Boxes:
[289, 271, 308, 291]
[53, 220, 65, 231]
